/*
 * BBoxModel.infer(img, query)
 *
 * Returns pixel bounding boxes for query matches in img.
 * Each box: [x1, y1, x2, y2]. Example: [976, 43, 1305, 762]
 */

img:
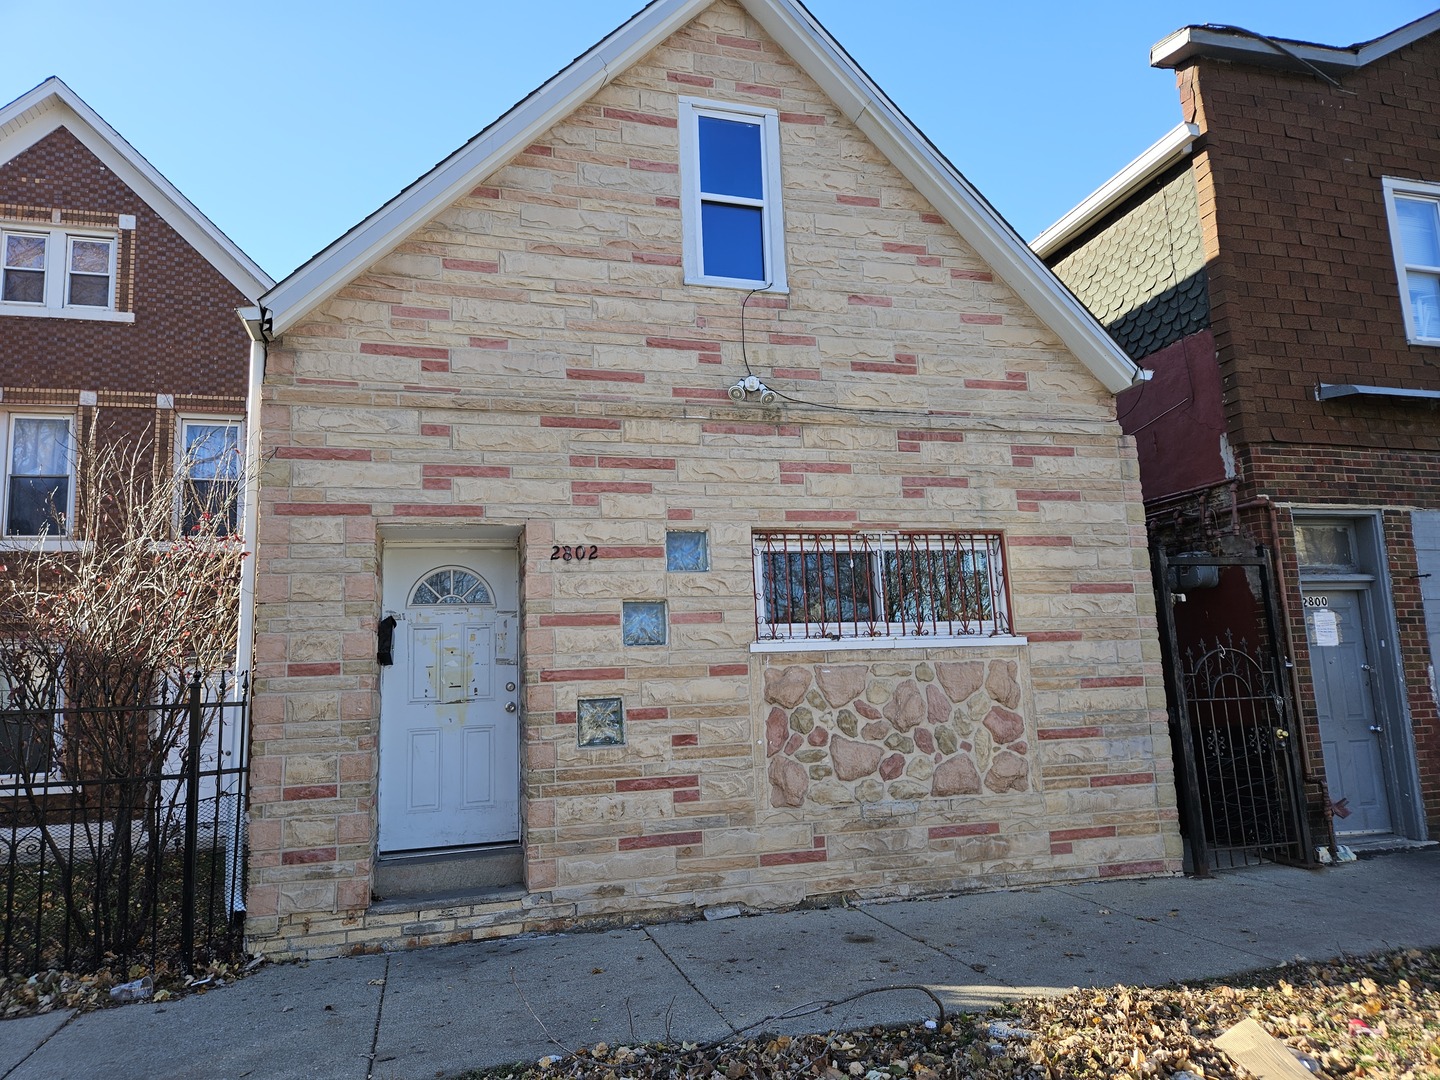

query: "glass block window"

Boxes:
[622, 601, 667, 646]
[577, 696, 625, 748]
[666, 530, 709, 572]
[409, 567, 494, 606]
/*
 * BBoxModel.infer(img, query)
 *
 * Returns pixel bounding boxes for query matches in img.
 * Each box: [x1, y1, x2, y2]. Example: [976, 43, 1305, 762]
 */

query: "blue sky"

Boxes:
[5, 1, 1435, 279]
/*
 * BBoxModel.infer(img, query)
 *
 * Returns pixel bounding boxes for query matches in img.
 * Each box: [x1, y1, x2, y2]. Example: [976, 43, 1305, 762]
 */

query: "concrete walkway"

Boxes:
[2, 848, 1437, 1080]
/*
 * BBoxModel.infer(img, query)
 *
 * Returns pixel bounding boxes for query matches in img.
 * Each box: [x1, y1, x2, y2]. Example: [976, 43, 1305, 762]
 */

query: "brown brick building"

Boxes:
[0, 78, 271, 767]
[1037, 14, 1440, 864]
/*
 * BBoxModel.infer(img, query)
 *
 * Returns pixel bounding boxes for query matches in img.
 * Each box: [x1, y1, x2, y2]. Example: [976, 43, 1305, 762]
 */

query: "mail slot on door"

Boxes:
[377, 615, 397, 666]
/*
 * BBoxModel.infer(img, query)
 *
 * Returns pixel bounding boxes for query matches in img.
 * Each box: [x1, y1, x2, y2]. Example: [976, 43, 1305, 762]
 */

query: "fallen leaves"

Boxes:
[466, 946, 1440, 1080]
[0, 955, 259, 1018]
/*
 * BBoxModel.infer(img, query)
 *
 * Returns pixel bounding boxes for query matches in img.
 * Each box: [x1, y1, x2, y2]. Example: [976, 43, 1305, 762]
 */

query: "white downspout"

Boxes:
[235, 305, 269, 689]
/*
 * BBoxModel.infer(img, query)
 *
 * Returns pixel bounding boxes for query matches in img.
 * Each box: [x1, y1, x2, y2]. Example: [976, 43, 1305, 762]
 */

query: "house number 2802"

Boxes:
[552, 545, 600, 562]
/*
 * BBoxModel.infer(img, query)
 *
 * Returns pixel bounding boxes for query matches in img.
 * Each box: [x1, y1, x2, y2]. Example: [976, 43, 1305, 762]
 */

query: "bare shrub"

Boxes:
[0, 418, 246, 971]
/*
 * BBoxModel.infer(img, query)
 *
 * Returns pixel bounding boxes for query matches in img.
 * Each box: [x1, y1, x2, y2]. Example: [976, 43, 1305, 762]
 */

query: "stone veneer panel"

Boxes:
[763, 659, 1032, 808]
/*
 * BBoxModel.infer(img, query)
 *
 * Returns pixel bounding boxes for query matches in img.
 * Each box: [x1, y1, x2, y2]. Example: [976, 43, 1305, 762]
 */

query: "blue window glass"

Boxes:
[622, 601, 668, 646]
[666, 531, 709, 572]
[701, 203, 764, 281]
[698, 116, 763, 199]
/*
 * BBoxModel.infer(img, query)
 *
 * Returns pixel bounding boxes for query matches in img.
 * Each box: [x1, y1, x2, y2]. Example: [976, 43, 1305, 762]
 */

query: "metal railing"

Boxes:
[752, 530, 1012, 642]
[0, 675, 249, 976]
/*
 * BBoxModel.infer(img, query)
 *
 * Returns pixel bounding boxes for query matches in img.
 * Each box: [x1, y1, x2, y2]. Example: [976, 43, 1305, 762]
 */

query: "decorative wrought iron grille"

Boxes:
[752, 530, 1012, 642]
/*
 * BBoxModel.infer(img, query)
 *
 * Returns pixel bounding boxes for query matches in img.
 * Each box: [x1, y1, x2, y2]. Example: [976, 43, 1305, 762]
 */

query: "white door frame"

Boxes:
[377, 538, 521, 854]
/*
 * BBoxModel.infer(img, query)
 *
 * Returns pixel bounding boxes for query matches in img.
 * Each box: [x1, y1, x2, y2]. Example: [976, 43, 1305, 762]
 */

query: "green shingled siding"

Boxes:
[1051, 167, 1208, 362]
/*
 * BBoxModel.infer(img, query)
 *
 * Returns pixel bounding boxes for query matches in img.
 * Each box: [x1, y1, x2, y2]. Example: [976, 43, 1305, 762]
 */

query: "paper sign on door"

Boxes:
[1311, 609, 1339, 647]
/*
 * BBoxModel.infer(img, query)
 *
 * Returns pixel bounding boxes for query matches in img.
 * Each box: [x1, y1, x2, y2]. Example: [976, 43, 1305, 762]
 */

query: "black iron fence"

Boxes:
[0, 675, 249, 976]
[1153, 548, 1314, 873]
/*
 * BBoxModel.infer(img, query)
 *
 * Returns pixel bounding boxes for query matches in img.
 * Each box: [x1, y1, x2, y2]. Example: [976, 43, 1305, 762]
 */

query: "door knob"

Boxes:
[1368, 725, 1383, 733]
[506, 702, 517, 713]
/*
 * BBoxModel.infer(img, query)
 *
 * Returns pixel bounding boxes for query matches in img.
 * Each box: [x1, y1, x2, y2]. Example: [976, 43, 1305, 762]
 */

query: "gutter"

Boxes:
[1031, 123, 1199, 260]
[235, 305, 271, 694]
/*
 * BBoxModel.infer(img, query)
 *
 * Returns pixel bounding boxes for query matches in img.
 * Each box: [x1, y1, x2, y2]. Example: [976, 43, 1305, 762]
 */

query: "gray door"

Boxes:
[1302, 590, 1392, 835]
[1414, 511, 1440, 696]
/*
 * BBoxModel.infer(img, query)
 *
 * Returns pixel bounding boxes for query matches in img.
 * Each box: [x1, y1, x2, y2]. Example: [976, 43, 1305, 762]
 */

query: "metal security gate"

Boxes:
[1155, 549, 1314, 873]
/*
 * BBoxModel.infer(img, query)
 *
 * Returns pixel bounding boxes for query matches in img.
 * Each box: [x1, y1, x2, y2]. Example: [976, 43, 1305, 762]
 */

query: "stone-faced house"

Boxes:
[1035, 14, 1440, 867]
[244, 0, 1175, 958]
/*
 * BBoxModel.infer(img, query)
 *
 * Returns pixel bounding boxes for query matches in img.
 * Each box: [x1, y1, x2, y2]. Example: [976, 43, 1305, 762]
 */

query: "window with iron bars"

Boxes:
[752, 530, 1013, 643]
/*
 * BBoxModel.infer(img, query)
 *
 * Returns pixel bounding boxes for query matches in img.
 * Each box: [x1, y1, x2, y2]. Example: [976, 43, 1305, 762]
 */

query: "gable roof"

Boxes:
[0, 77, 273, 300]
[1040, 11, 1440, 262]
[261, 0, 1142, 394]
[1151, 10, 1440, 73]
[1031, 123, 1200, 260]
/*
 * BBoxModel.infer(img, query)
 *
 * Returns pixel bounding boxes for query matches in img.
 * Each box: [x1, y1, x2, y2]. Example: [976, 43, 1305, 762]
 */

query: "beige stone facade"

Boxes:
[247, 0, 1179, 958]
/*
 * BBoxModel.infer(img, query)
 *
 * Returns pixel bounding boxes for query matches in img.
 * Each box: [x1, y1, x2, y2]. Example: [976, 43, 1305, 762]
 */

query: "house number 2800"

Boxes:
[552, 545, 600, 562]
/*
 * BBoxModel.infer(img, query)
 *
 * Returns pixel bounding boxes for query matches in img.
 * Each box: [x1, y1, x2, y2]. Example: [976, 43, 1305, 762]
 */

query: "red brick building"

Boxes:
[0, 78, 271, 769]
[1037, 14, 1440, 864]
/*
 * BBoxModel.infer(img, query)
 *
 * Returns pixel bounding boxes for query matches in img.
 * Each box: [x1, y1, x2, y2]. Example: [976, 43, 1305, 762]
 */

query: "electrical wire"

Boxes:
[1202, 25, 1352, 93]
[734, 283, 1124, 426]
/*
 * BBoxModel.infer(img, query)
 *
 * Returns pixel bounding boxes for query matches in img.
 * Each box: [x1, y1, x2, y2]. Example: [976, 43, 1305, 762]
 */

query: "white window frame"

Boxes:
[750, 530, 1023, 653]
[1381, 176, 1440, 346]
[0, 654, 66, 788]
[175, 415, 244, 537]
[678, 97, 788, 293]
[0, 412, 77, 546]
[0, 226, 132, 323]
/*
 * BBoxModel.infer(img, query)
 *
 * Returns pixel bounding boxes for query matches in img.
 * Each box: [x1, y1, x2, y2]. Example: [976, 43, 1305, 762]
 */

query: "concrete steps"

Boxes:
[372, 844, 523, 903]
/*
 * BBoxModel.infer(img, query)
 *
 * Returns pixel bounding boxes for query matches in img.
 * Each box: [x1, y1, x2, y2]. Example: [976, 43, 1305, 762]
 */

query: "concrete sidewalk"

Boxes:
[3, 848, 1437, 1080]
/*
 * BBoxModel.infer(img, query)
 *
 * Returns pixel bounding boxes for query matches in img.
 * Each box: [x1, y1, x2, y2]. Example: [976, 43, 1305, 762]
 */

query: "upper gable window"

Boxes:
[678, 98, 787, 292]
[1382, 177, 1440, 345]
[0, 227, 127, 322]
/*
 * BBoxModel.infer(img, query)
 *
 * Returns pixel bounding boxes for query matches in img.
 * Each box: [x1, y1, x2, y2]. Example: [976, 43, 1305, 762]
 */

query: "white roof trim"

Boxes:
[1031, 123, 1200, 259]
[1152, 12, 1440, 71]
[263, 0, 707, 334]
[0, 77, 272, 300]
[263, 0, 1142, 394]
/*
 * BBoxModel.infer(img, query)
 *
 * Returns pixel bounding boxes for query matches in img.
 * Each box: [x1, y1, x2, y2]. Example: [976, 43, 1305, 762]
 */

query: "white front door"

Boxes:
[378, 546, 520, 853]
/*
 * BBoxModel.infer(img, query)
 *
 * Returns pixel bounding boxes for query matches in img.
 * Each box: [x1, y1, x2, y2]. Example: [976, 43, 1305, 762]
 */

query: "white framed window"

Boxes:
[0, 227, 129, 322]
[1382, 177, 1440, 345]
[3, 414, 75, 539]
[0, 657, 62, 785]
[177, 417, 243, 536]
[751, 530, 1016, 649]
[678, 97, 787, 292]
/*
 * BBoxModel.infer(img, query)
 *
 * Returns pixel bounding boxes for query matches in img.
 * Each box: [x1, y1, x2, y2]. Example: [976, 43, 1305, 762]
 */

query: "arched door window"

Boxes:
[408, 566, 494, 606]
